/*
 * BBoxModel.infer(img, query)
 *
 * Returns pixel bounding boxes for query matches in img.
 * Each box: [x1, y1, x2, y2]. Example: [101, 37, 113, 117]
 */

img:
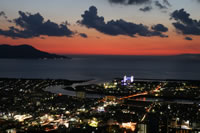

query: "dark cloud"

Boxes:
[79, 33, 88, 38]
[151, 24, 168, 32]
[171, 9, 200, 35]
[139, 6, 152, 12]
[184, 36, 192, 41]
[0, 11, 74, 39]
[78, 6, 168, 38]
[155, 1, 167, 9]
[108, 0, 171, 12]
[108, 0, 151, 5]
[171, 9, 193, 24]
[0, 11, 7, 19]
[163, 0, 171, 7]
[0, 11, 14, 23]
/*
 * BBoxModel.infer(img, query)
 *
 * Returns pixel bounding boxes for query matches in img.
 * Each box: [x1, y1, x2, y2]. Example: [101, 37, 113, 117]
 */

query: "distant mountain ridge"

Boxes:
[0, 44, 68, 59]
[175, 53, 200, 58]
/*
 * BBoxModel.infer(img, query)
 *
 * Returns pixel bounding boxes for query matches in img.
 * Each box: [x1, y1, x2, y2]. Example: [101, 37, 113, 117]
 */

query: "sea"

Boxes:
[0, 55, 200, 82]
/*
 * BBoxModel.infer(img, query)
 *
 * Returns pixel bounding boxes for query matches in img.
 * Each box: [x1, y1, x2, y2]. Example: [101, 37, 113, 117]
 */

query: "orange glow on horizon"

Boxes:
[0, 30, 200, 56]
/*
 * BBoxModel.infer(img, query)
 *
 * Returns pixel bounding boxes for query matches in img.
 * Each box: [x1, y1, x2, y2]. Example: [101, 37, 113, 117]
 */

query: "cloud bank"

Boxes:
[108, 0, 151, 5]
[78, 6, 168, 38]
[0, 11, 74, 39]
[108, 0, 171, 12]
[171, 9, 200, 35]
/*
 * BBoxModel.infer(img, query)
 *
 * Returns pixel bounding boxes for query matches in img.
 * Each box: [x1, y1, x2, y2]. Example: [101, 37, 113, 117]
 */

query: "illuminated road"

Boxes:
[117, 84, 161, 122]
[119, 92, 148, 100]
[98, 84, 162, 123]
[140, 85, 161, 122]
[119, 85, 161, 100]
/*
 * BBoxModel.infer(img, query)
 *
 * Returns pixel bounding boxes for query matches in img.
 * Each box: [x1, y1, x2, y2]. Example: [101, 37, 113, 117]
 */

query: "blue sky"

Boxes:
[1, 0, 199, 24]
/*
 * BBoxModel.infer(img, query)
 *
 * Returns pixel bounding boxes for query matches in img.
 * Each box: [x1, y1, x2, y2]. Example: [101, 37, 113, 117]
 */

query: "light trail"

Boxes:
[119, 92, 148, 100]
[119, 85, 161, 100]
[117, 84, 161, 122]
[140, 85, 161, 122]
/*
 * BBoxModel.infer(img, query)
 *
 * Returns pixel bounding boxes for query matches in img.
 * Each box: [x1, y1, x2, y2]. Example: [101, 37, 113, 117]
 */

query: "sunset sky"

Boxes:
[0, 0, 200, 55]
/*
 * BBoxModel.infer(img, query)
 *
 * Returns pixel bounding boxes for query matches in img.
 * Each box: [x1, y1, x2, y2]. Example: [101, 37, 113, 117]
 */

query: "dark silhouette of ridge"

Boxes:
[0, 44, 69, 59]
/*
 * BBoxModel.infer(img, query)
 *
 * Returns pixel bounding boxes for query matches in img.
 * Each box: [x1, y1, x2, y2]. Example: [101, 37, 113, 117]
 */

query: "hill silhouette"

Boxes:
[0, 44, 68, 59]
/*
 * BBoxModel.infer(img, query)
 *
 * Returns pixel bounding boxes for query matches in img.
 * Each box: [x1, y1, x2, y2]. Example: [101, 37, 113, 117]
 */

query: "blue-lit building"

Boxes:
[121, 75, 134, 85]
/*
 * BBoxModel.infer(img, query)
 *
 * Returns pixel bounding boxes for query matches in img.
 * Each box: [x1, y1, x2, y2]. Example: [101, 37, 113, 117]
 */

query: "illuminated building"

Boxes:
[121, 122, 136, 131]
[97, 106, 105, 112]
[88, 118, 99, 127]
[6, 129, 16, 133]
[121, 75, 134, 85]
[137, 124, 147, 133]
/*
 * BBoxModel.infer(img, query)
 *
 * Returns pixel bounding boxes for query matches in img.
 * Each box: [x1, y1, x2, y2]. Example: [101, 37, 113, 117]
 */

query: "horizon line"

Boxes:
[1, 44, 200, 56]
[61, 53, 200, 56]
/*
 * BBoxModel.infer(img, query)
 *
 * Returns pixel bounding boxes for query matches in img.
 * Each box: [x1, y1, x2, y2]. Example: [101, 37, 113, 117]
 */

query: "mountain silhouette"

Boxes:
[0, 44, 68, 59]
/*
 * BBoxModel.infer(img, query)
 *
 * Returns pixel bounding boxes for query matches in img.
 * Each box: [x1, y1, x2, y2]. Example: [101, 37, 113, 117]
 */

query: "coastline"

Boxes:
[1, 77, 199, 100]
[1, 77, 200, 82]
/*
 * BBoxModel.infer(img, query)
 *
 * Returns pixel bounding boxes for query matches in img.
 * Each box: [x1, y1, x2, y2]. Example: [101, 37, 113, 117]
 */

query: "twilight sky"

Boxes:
[0, 0, 200, 55]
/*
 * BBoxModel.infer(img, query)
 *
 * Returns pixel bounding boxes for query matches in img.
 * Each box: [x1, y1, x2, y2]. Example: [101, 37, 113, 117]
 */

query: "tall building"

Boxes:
[137, 123, 147, 133]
